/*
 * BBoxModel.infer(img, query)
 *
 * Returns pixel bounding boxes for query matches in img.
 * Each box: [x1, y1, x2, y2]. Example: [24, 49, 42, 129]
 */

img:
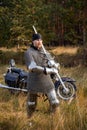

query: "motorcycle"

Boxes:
[0, 59, 77, 101]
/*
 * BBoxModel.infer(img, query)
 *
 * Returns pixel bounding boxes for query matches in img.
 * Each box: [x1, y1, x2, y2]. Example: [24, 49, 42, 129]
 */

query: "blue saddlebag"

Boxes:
[5, 72, 19, 87]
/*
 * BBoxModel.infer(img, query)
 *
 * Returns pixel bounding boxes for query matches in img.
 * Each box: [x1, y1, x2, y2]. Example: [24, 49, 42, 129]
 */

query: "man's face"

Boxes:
[33, 39, 43, 49]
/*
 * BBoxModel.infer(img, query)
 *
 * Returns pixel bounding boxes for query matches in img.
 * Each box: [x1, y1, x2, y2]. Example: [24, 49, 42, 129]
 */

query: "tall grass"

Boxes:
[0, 65, 87, 130]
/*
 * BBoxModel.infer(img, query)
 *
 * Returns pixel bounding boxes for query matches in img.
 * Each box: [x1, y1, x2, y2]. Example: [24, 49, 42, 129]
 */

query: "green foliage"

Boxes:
[0, 0, 87, 46]
[0, 51, 25, 64]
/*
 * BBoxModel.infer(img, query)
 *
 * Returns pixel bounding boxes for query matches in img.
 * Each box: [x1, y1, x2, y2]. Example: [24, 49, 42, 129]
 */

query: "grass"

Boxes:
[0, 46, 87, 130]
[49, 46, 78, 55]
[0, 64, 87, 130]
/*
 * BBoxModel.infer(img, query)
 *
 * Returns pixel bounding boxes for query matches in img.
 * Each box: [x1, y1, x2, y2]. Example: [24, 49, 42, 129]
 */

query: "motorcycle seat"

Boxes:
[19, 71, 28, 78]
[11, 68, 22, 74]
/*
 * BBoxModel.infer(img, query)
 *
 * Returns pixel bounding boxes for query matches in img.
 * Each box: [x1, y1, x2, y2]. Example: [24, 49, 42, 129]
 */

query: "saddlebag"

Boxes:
[5, 72, 19, 87]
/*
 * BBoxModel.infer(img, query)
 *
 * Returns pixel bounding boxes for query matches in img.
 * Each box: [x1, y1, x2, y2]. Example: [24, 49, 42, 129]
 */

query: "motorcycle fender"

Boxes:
[60, 77, 76, 82]
[54, 77, 76, 90]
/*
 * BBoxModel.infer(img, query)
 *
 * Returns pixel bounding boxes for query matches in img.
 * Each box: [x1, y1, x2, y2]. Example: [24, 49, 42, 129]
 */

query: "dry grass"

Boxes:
[0, 65, 87, 130]
[49, 46, 78, 55]
[0, 46, 78, 55]
[0, 46, 27, 53]
[0, 46, 87, 130]
[0, 47, 18, 52]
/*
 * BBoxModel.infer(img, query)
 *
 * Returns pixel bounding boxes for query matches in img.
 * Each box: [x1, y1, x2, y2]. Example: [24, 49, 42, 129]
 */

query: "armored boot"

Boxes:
[47, 89, 59, 113]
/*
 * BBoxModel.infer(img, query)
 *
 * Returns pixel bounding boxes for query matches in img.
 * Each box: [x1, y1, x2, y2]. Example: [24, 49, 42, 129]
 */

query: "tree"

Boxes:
[0, 0, 87, 47]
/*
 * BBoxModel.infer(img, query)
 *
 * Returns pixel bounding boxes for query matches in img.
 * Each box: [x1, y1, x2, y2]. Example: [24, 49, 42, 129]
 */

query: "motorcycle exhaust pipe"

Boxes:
[0, 83, 28, 92]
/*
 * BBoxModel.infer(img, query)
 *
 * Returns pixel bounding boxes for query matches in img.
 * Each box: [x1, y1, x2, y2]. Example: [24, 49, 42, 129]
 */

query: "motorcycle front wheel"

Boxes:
[56, 81, 76, 100]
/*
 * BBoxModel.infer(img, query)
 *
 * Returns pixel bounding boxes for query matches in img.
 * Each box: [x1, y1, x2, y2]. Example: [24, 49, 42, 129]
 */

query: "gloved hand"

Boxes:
[44, 67, 58, 75]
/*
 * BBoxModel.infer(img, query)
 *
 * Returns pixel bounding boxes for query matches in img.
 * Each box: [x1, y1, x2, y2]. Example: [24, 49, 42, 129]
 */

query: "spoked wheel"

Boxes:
[56, 81, 76, 100]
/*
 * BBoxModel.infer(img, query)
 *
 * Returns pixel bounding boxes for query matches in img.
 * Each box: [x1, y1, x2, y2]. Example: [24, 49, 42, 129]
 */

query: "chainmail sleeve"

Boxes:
[24, 49, 34, 69]
[24, 48, 44, 73]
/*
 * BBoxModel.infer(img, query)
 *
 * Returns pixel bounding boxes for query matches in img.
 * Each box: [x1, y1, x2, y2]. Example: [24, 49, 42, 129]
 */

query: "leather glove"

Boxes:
[44, 67, 58, 75]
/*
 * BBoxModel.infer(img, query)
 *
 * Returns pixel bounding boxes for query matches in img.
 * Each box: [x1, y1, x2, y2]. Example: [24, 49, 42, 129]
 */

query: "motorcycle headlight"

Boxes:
[48, 60, 60, 69]
[48, 60, 55, 67]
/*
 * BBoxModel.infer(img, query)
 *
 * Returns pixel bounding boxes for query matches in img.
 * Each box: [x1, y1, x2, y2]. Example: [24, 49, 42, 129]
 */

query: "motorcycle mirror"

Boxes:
[9, 59, 15, 67]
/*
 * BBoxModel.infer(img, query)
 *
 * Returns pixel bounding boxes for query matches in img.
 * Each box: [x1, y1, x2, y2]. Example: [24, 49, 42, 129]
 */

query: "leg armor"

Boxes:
[27, 93, 37, 117]
[47, 89, 59, 112]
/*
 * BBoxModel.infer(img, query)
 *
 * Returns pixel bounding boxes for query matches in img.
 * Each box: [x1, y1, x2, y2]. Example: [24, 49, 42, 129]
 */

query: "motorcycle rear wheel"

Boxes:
[56, 81, 76, 100]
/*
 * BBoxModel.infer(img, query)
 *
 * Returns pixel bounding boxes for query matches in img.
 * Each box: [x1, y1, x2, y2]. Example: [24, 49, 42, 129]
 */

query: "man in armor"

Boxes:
[24, 33, 59, 117]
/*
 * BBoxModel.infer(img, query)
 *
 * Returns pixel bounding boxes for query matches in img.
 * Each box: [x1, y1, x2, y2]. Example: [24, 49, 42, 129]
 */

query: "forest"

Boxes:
[0, 1, 87, 130]
[0, 0, 87, 47]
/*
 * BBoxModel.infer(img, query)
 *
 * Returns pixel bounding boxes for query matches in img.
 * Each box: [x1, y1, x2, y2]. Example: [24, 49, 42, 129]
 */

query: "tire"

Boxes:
[56, 81, 76, 100]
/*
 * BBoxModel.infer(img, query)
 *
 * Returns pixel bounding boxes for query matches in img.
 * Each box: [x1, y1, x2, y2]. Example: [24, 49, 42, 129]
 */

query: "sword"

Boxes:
[32, 25, 37, 34]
